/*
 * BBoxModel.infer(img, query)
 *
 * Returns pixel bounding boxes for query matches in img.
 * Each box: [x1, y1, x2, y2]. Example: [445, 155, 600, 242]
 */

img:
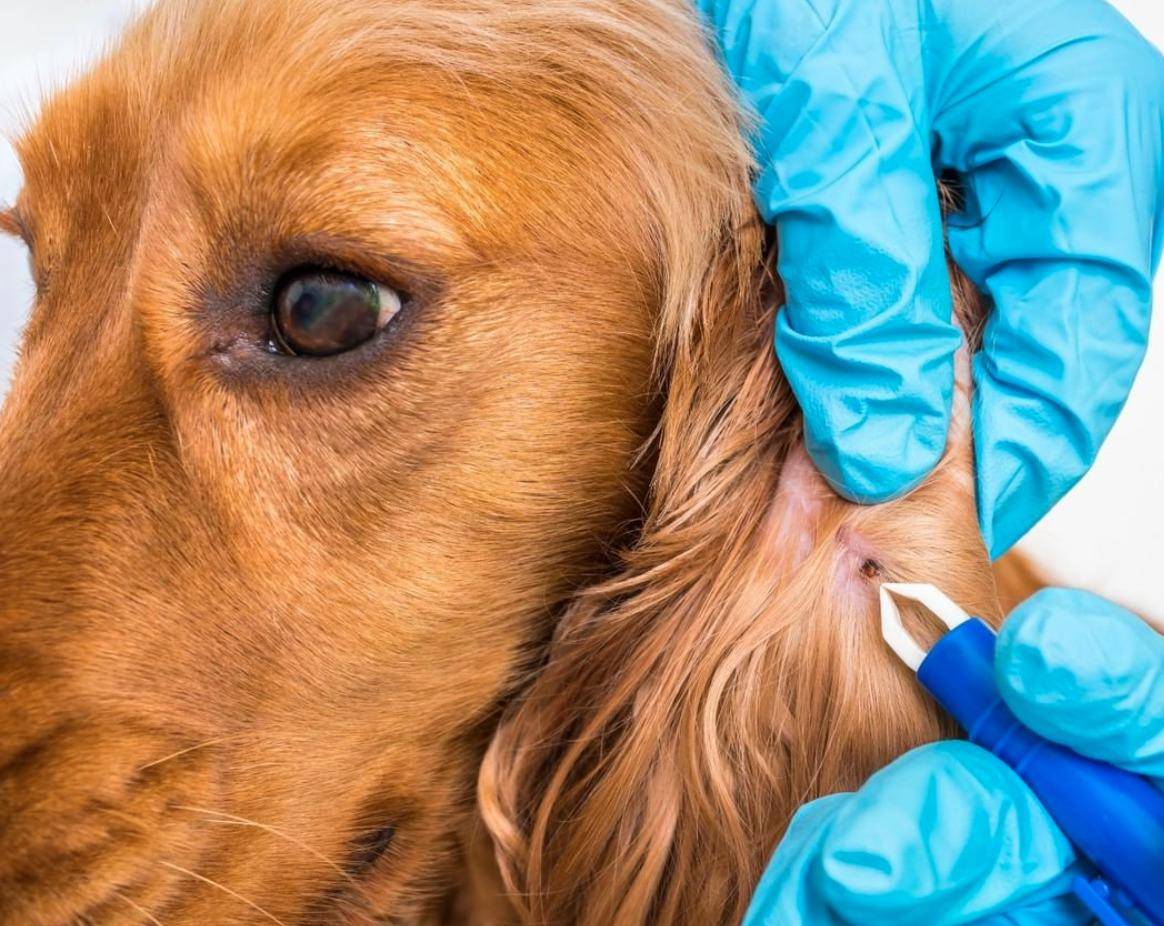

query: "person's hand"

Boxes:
[743, 588, 1164, 924]
[695, 0, 1164, 556]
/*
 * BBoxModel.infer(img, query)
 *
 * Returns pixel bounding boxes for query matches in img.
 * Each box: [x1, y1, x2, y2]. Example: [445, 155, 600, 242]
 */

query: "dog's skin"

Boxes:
[0, 1, 1041, 923]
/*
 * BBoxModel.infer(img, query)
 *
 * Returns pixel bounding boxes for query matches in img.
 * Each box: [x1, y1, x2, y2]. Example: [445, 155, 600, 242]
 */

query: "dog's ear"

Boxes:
[479, 210, 1001, 924]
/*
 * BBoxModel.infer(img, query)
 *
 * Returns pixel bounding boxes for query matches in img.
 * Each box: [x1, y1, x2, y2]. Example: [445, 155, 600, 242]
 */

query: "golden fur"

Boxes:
[0, 0, 1035, 923]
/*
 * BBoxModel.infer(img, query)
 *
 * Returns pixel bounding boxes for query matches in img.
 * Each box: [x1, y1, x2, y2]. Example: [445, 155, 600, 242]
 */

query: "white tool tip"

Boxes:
[879, 583, 971, 672]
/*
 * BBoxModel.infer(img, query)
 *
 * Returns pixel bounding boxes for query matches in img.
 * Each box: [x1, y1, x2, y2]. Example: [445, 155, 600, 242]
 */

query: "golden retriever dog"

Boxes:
[0, 0, 1041, 923]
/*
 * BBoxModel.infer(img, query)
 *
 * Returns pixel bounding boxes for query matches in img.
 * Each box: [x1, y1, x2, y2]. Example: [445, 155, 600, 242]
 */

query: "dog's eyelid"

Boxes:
[267, 235, 438, 303]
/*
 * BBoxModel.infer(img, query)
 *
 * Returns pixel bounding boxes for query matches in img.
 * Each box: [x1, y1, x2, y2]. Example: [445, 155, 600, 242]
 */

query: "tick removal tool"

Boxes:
[879, 583, 1164, 926]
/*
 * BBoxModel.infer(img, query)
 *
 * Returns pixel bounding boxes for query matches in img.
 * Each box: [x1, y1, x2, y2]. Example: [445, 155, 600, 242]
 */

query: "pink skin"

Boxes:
[770, 347, 976, 604]
[769, 444, 834, 572]
[769, 443, 878, 586]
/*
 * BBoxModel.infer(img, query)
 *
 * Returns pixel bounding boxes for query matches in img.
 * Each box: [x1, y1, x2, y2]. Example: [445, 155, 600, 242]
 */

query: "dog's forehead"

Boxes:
[15, 22, 425, 240]
[16, 0, 650, 270]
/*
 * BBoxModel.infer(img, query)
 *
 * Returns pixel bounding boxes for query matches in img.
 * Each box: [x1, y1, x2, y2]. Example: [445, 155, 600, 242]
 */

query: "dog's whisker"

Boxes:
[111, 888, 166, 926]
[137, 737, 229, 773]
[175, 804, 356, 884]
[159, 861, 288, 926]
[99, 201, 118, 236]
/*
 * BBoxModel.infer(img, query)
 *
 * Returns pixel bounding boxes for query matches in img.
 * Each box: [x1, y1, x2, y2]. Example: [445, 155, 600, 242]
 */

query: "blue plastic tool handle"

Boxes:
[918, 619, 1164, 926]
[1073, 874, 1142, 926]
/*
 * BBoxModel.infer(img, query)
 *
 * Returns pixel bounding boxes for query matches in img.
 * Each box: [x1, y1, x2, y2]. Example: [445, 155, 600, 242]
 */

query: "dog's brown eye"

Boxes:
[271, 270, 402, 356]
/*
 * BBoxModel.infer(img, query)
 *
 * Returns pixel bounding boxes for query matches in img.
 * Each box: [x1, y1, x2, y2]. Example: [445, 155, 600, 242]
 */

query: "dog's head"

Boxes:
[0, 1, 999, 923]
[0, 0, 754, 920]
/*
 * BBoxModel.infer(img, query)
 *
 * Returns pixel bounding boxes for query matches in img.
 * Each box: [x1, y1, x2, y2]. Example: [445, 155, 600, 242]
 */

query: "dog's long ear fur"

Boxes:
[479, 204, 1004, 923]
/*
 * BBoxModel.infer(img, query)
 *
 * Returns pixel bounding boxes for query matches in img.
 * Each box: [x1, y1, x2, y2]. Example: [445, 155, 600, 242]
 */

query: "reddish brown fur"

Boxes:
[0, 1, 1030, 923]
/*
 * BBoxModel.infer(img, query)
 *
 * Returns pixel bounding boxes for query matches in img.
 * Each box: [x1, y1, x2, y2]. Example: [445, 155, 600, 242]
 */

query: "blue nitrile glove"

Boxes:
[695, 0, 1164, 556]
[744, 588, 1164, 925]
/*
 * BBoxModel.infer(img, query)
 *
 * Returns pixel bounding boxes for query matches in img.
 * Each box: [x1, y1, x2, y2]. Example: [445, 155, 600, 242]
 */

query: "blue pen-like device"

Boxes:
[879, 584, 1164, 926]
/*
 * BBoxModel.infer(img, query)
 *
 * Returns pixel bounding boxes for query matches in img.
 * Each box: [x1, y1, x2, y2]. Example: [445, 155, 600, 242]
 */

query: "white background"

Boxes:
[0, 1, 1162, 614]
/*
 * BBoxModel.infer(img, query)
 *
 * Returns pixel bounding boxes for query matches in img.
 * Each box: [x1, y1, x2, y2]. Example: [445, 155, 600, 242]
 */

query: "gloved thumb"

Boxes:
[996, 588, 1164, 779]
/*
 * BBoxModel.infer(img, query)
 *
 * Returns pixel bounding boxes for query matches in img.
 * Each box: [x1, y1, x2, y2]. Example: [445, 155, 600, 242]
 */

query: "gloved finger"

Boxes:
[743, 742, 1090, 925]
[698, 0, 962, 503]
[743, 793, 851, 926]
[818, 742, 1089, 925]
[997, 588, 1164, 779]
[929, 0, 1164, 556]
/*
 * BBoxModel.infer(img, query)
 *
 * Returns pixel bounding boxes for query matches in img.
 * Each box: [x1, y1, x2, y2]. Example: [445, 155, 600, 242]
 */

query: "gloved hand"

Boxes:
[743, 588, 1164, 925]
[695, 0, 1164, 556]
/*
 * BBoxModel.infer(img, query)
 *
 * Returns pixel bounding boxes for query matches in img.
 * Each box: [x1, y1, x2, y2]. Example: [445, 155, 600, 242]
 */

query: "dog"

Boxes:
[0, 0, 1042, 923]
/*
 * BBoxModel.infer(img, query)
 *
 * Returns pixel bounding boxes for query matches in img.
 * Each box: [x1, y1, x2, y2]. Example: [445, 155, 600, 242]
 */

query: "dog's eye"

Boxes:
[270, 269, 402, 357]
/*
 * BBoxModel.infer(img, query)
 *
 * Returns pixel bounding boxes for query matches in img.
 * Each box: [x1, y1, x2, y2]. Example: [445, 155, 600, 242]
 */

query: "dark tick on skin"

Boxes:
[860, 559, 882, 580]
